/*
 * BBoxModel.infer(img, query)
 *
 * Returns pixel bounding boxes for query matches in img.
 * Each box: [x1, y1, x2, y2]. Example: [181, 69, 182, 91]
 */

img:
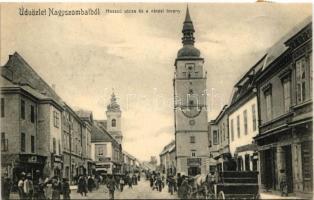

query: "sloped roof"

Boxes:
[91, 122, 116, 143]
[160, 140, 175, 156]
[262, 16, 311, 71]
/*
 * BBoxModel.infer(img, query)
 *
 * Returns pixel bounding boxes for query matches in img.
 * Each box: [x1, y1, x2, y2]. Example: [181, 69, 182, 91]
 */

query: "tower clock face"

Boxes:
[181, 106, 202, 118]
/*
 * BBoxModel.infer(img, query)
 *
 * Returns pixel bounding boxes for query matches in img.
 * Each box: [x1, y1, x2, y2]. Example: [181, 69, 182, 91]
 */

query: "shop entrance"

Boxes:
[283, 145, 293, 193]
[188, 167, 201, 176]
[264, 148, 276, 190]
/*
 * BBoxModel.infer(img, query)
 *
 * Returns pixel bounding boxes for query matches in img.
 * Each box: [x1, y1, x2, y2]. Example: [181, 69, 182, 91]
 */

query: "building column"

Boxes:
[276, 146, 285, 190]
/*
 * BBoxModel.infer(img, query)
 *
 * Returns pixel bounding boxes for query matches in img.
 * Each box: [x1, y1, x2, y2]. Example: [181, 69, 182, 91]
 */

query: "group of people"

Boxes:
[15, 171, 71, 200]
[148, 172, 165, 192]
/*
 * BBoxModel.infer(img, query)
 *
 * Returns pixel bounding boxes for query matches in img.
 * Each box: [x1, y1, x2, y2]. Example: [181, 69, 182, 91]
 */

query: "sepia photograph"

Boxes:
[0, 2, 312, 199]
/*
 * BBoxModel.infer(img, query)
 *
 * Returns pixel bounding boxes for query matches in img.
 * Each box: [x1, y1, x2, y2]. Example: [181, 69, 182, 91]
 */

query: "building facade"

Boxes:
[159, 140, 176, 175]
[174, 7, 210, 176]
[254, 18, 312, 197]
[91, 121, 123, 175]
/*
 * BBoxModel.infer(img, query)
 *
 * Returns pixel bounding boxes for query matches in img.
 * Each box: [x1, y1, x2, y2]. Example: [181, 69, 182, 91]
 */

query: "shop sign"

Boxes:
[187, 158, 201, 166]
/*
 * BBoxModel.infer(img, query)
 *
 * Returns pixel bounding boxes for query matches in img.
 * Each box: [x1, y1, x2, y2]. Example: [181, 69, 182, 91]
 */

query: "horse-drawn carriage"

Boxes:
[189, 171, 259, 199]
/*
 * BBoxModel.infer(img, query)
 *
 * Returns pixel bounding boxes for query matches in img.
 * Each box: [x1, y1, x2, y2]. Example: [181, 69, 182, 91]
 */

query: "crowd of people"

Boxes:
[1, 170, 142, 200]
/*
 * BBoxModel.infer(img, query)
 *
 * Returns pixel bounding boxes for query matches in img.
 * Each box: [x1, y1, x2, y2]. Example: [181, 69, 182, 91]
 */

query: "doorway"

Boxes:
[264, 148, 276, 190]
[283, 145, 293, 193]
[188, 167, 201, 176]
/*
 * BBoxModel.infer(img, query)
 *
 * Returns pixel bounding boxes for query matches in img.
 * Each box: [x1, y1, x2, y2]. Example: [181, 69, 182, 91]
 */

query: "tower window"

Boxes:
[112, 119, 116, 127]
[190, 136, 195, 143]
[189, 100, 194, 106]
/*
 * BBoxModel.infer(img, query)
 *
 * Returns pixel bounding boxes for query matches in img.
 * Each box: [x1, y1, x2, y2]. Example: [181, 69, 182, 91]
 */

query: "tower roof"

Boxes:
[177, 6, 200, 59]
[107, 92, 121, 112]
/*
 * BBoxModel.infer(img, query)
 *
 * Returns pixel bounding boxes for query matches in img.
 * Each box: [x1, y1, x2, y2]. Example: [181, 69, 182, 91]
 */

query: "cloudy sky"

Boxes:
[0, 3, 311, 161]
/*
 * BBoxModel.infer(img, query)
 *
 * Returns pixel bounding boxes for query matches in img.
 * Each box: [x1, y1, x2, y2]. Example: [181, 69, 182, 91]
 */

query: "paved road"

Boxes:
[70, 179, 178, 199]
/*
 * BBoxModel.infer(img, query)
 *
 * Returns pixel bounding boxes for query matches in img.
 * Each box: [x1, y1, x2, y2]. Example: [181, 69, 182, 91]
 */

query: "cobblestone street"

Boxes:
[70, 179, 178, 199]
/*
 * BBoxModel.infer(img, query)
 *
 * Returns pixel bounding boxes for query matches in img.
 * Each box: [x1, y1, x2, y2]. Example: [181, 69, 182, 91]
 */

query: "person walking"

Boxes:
[18, 173, 26, 199]
[127, 174, 133, 188]
[106, 175, 116, 200]
[87, 176, 94, 192]
[24, 174, 34, 200]
[62, 178, 71, 200]
[119, 176, 125, 192]
[179, 175, 191, 199]
[51, 176, 61, 200]
[149, 175, 154, 188]
[77, 176, 87, 197]
[167, 175, 174, 195]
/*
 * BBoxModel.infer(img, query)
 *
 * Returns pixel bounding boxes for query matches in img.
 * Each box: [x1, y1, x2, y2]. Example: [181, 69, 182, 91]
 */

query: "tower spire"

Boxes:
[182, 5, 195, 45]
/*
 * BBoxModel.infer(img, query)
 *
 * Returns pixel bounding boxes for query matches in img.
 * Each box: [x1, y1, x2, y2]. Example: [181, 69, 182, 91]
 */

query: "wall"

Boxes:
[229, 96, 258, 156]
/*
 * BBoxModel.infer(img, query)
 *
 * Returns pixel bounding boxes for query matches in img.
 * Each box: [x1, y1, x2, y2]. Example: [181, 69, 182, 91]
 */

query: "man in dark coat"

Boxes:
[1, 175, 11, 200]
[62, 178, 71, 200]
[77, 176, 87, 196]
[106, 175, 116, 200]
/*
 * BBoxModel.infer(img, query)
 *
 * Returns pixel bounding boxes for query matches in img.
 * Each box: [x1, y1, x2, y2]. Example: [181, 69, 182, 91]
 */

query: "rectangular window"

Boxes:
[31, 135, 35, 153]
[21, 100, 25, 119]
[31, 105, 35, 123]
[265, 93, 272, 121]
[296, 57, 307, 103]
[190, 136, 195, 143]
[191, 151, 196, 157]
[21, 132, 25, 152]
[237, 115, 240, 138]
[53, 138, 56, 154]
[213, 130, 218, 145]
[1, 132, 8, 152]
[98, 146, 103, 155]
[230, 119, 234, 141]
[243, 110, 248, 135]
[58, 140, 61, 154]
[283, 79, 291, 112]
[53, 111, 59, 128]
[252, 104, 257, 131]
[1, 98, 4, 118]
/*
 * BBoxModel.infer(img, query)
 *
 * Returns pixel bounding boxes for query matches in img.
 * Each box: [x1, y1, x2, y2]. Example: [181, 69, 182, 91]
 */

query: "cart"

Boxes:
[214, 171, 260, 199]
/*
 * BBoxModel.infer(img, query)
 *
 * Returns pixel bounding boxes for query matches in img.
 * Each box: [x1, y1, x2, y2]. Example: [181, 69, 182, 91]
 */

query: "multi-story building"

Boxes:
[173, 7, 210, 176]
[228, 58, 263, 172]
[254, 17, 312, 197]
[91, 121, 122, 175]
[210, 105, 234, 172]
[76, 109, 94, 176]
[1, 52, 64, 179]
[159, 140, 176, 175]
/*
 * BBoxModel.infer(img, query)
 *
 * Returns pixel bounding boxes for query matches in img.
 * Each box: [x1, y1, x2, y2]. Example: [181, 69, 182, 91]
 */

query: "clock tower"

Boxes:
[106, 92, 123, 144]
[174, 7, 209, 176]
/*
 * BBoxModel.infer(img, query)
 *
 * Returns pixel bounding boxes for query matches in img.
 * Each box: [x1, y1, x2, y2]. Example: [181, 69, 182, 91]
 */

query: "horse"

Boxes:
[188, 174, 211, 199]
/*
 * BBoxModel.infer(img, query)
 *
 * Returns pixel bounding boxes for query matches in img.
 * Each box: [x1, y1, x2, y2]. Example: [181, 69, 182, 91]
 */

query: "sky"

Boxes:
[0, 3, 312, 162]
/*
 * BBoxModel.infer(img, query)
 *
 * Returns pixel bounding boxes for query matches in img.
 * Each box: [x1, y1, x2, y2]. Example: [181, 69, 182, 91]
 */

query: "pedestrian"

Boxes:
[119, 176, 125, 192]
[179, 175, 191, 199]
[24, 174, 34, 200]
[18, 172, 26, 199]
[156, 175, 162, 192]
[51, 176, 61, 200]
[62, 178, 71, 200]
[137, 173, 141, 182]
[87, 176, 94, 192]
[77, 175, 88, 196]
[167, 175, 174, 195]
[1, 174, 11, 200]
[177, 173, 182, 197]
[106, 175, 116, 200]
[128, 174, 133, 188]
[149, 175, 154, 188]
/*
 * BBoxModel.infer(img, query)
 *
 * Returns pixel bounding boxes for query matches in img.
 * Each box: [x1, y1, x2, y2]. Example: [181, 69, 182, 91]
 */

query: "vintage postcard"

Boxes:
[0, 2, 312, 199]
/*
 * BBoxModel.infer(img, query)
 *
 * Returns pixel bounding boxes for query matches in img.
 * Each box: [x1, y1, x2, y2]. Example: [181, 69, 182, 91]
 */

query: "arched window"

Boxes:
[112, 119, 116, 127]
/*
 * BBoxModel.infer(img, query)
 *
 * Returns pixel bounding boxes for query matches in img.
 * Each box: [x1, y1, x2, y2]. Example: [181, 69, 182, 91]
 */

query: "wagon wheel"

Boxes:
[218, 191, 225, 200]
